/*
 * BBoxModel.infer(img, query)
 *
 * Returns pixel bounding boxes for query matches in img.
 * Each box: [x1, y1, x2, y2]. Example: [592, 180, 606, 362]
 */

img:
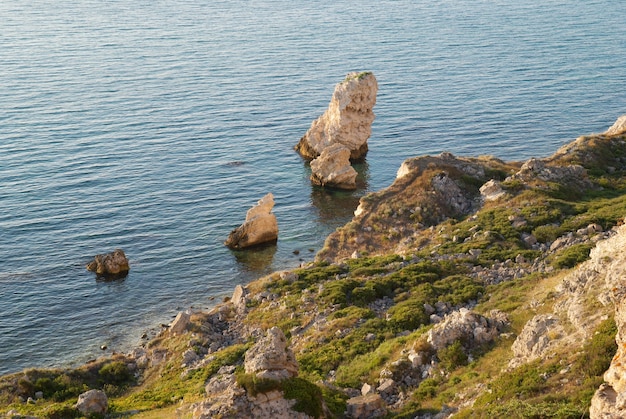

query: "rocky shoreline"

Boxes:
[3, 116, 626, 418]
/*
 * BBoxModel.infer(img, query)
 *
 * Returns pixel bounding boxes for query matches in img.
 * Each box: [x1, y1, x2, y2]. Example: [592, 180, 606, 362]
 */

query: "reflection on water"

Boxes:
[309, 159, 371, 229]
[231, 243, 277, 275]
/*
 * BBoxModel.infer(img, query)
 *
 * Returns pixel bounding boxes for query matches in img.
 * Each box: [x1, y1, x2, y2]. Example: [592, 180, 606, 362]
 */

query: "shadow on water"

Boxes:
[308, 159, 370, 229]
[231, 242, 277, 274]
[94, 272, 129, 282]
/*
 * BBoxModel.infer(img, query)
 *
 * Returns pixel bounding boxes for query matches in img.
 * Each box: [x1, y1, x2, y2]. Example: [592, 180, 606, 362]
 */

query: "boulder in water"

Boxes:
[86, 249, 129, 278]
[225, 193, 278, 249]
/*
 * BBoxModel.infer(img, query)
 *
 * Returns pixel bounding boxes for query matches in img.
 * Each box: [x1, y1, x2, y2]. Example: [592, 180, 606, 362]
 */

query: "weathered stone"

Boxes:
[427, 308, 509, 352]
[511, 157, 591, 190]
[480, 179, 507, 201]
[75, 389, 108, 415]
[377, 378, 396, 396]
[232, 285, 247, 312]
[361, 382, 375, 396]
[244, 326, 298, 380]
[508, 314, 562, 368]
[86, 248, 129, 277]
[225, 193, 278, 249]
[605, 114, 626, 136]
[346, 393, 386, 419]
[522, 233, 538, 247]
[170, 311, 190, 335]
[296, 72, 377, 161]
[309, 143, 358, 190]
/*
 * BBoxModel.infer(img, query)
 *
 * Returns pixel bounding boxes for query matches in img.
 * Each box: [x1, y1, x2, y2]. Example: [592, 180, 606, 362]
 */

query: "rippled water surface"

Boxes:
[1, 0, 625, 374]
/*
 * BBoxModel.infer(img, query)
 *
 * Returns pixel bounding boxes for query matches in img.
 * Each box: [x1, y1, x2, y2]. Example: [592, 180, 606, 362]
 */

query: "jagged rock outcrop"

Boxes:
[507, 157, 592, 190]
[170, 311, 191, 335]
[508, 314, 564, 369]
[346, 393, 386, 418]
[75, 389, 108, 415]
[605, 114, 626, 136]
[318, 152, 507, 262]
[225, 193, 278, 249]
[587, 222, 626, 418]
[426, 308, 509, 352]
[244, 327, 298, 380]
[480, 179, 507, 201]
[186, 329, 311, 419]
[310, 143, 358, 190]
[295, 72, 377, 161]
[86, 248, 129, 277]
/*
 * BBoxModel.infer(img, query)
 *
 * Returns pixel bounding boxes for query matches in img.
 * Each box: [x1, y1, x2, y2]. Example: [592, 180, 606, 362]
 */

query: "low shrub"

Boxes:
[553, 243, 594, 269]
[437, 340, 468, 371]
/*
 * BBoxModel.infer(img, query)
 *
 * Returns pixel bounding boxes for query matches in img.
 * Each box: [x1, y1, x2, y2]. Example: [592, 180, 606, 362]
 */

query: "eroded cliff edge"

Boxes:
[3, 119, 626, 418]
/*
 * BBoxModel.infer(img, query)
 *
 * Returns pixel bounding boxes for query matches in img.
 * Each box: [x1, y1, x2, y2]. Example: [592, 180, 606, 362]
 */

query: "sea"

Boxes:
[1, 0, 625, 376]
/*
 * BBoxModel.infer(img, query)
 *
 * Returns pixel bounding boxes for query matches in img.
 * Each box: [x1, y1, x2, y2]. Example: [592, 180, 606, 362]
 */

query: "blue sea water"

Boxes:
[1, 0, 625, 375]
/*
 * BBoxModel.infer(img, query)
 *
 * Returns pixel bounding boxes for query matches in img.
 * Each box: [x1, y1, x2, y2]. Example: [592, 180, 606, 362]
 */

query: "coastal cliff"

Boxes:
[3, 119, 626, 418]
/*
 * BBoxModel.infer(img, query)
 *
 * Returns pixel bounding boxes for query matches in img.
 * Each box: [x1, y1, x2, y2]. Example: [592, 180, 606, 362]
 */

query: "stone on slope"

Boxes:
[310, 143, 358, 190]
[225, 193, 278, 249]
[244, 326, 298, 380]
[75, 389, 108, 415]
[295, 71, 377, 161]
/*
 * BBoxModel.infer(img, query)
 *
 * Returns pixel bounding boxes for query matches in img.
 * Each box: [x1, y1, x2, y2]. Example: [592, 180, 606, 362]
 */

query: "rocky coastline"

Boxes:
[3, 117, 626, 418]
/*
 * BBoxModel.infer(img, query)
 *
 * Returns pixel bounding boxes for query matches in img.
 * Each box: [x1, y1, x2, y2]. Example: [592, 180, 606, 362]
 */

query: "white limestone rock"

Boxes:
[605, 114, 626, 136]
[225, 193, 278, 249]
[244, 326, 298, 380]
[75, 389, 108, 415]
[310, 143, 358, 190]
[296, 72, 377, 161]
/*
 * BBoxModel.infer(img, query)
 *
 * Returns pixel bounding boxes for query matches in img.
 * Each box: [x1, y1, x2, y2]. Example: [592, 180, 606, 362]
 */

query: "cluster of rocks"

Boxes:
[186, 327, 313, 419]
[507, 157, 592, 190]
[343, 308, 509, 418]
[296, 72, 378, 190]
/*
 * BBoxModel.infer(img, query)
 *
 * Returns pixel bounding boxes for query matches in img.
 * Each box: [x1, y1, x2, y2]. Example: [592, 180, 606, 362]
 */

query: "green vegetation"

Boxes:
[235, 373, 324, 418]
[3, 132, 626, 418]
[344, 71, 372, 81]
[553, 242, 594, 268]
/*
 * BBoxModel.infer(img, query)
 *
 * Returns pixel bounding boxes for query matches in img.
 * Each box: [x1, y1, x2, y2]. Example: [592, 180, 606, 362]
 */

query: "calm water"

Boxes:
[1, 0, 625, 375]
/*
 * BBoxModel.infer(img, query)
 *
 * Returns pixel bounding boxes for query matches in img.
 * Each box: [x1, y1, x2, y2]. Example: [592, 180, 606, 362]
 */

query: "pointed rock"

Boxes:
[296, 72, 377, 161]
[225, 193, 278, 249]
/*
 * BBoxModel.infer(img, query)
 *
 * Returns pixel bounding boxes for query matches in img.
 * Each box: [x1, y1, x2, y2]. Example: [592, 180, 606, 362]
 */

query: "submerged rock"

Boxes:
[310, 143, 358, 190]
[86, 249, 129, 278]
[296, 71, 377, 161]
[225, 193, 278, 249]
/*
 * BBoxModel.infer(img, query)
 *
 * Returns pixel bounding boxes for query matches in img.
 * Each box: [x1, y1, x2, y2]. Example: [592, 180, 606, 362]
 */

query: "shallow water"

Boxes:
[1, 0, 625, 375]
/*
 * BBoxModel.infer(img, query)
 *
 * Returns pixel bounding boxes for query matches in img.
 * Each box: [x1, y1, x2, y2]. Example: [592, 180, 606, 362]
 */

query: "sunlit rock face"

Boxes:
[310, 143, 358, 190]
[225, 193, 278, 249]
[295, 71, 377, 161]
